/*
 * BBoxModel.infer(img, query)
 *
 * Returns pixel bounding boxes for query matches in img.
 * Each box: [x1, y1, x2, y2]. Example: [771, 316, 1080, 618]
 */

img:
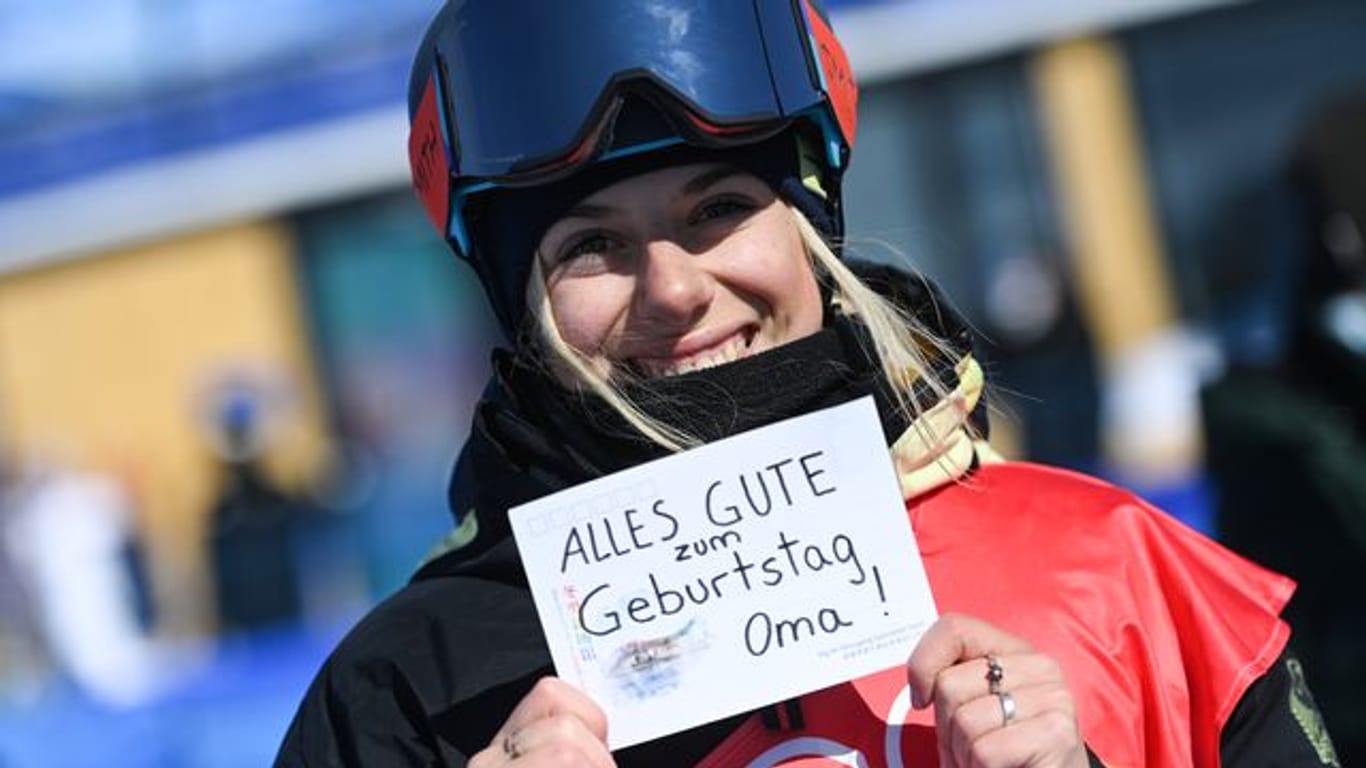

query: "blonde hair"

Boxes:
[525, 204, 961, 451]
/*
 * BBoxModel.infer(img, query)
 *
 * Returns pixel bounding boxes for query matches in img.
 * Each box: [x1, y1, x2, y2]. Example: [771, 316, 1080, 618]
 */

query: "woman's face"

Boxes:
[535, 163, 824, 378]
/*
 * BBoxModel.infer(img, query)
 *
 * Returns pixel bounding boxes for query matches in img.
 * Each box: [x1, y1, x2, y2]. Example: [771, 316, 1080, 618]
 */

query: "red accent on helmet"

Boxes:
[680, 108, 767, 137]
[804, 0, 858, 148]
[409, 74, 451, 234]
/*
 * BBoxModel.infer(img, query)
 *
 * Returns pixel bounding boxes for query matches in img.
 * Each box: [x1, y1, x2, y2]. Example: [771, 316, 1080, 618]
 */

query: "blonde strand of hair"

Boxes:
[789, 206, 959, 430]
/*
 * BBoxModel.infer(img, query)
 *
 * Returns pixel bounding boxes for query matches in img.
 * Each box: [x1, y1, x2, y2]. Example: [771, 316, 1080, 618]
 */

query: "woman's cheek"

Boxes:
[550, 282, 620, 353]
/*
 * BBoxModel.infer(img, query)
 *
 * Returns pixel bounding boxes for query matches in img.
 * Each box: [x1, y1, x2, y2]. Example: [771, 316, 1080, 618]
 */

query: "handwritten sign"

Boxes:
[509, 397, 937, 749]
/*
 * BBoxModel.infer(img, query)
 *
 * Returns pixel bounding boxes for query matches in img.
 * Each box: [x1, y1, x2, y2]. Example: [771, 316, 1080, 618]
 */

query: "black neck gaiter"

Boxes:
[427, 315, 916, 575]
[485, 315, 923, 490]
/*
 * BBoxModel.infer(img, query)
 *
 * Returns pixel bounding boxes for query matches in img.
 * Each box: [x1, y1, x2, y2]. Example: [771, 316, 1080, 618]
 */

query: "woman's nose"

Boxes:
[633, 239, 713, 325]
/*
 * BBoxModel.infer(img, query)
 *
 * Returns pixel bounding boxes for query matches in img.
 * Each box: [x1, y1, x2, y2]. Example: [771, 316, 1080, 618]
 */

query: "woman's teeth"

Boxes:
[637, 334, 749, 378]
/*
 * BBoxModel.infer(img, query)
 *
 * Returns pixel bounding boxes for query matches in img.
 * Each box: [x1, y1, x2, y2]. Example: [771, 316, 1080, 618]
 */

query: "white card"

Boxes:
[508, 396, 937, 749]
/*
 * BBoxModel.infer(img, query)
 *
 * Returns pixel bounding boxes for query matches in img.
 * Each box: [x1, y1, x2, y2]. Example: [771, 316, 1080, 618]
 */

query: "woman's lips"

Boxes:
[631, 327, 756, 378]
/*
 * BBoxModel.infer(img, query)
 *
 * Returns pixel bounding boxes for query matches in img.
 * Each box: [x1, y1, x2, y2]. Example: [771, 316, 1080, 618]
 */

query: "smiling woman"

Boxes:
[276, 1, 1335, 766]
[536, 164, 823, 378]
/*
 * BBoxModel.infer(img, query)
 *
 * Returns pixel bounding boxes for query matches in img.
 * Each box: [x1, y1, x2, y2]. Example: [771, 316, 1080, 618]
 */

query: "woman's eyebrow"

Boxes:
[560, 167, 744, 221]
[561, 202, 616, 221]
[682, 166, 744, 196]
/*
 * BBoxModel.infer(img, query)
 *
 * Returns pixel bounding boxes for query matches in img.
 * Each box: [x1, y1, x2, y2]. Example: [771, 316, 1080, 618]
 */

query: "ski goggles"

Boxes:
[408, 0, 857, 250]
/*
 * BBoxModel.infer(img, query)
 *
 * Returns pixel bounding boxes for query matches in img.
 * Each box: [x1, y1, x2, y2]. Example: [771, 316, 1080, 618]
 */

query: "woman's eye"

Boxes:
[694, 198, 752, 223]
[548, 232, 621, 278]
[561, 233, 614, 262]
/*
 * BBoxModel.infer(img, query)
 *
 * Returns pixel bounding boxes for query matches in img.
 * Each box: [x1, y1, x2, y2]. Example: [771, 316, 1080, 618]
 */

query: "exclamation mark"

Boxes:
[872, 565, 888, 616]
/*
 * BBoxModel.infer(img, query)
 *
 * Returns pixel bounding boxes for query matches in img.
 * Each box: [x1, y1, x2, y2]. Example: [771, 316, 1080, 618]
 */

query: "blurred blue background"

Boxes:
[3, 0, 1365, 764]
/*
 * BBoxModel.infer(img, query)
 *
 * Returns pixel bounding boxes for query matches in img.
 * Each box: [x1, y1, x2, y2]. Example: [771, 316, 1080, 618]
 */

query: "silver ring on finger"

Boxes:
[985, 654, 1005, 696]
[996, 690, 1017, 727]
[502, 730, 523, 760]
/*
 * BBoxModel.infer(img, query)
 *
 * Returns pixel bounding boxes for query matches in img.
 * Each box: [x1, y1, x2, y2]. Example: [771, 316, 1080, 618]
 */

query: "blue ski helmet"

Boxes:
[408, 0, 859, 337]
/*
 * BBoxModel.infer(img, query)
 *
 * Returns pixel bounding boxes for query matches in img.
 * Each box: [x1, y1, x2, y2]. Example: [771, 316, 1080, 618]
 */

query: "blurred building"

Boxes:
[2, 0, 1364, 764]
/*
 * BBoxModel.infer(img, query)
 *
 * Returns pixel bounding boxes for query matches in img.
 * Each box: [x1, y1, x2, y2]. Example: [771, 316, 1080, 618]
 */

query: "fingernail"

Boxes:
[910, 688, 924, 709]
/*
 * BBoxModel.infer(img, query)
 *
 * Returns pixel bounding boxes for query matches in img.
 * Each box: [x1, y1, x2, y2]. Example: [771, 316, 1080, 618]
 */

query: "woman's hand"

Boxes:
[469, 677, 616, 767]
[907, 614, 1088, 768]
